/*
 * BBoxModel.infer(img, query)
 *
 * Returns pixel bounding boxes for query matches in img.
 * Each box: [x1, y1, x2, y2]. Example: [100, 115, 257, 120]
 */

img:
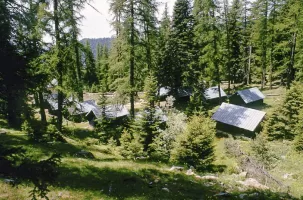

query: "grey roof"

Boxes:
[212, 103, 266, 131]
[177, 87, 192, 97]
[203, 86, 227, 100]
[45, 93, 75, 111]
[69, 100, 98, 115]
[237, 87, 265, 104]
[91, 104, 129, 119]
[159, 87, 171, 97]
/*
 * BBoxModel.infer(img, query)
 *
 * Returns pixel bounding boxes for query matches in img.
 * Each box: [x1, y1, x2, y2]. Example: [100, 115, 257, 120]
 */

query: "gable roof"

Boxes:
[237, 87, 265, 104]
[203, 86, 227, 100]
[90, 104, 129, 119]
[177, 87, 192, 97]
[212, 103, 266, 131]
[68, 100, 98, 115]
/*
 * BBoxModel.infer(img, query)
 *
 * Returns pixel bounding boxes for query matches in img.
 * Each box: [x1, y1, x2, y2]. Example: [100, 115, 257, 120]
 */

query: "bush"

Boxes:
[263, 82, 303, 140]
[149, 112, 187, 161]
[170, 115, 215, 170]
[251, 133, 275, 168]
[119, 129, 145, 159]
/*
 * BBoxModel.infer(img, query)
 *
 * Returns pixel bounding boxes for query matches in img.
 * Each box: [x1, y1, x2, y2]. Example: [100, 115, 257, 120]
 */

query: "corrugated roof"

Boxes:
[159, 87, 171, 97]
[203, 86, 227, 100]
[212, 103, 266, 131]
[237, 87, 265, 104]
[69, 100, 97, 115]
[177, 87, 192, 97]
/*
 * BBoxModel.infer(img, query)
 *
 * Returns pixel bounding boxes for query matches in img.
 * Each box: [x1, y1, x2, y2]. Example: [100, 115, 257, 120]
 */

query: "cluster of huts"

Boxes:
[160, 86, 266, 134]
[45, 78, 266, 133]
[44, 79, 168, 125]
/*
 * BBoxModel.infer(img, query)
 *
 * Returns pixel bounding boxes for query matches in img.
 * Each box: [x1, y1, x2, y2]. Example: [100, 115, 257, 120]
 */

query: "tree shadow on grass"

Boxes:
[55, 164, 223, 199]
[63, 127, 97, 140]
[0, 133, 84, 158]
[54, 164, 299, 200]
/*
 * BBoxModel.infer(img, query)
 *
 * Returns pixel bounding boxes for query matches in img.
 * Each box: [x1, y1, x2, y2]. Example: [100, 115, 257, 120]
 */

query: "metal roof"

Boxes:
[212, 103, 266, 131]
[203, 86, 227, 100]
[159, 87, 171, 97]
[237, 87, 265, 104]
[69, 100, 98, 115]
[90, 104, 129, 119]
[177, 87, 192, 97]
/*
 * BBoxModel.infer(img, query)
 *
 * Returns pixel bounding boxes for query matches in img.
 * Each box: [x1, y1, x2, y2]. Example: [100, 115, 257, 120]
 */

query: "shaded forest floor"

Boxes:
[0, 86, 302, 199]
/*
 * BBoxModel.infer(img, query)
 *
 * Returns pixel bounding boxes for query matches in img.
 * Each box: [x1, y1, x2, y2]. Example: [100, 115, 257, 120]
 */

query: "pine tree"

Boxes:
[84, 41, 98, 89]
[169, 0, 194, 91]
[170, 115, 215, 169]
[194, 0, 222, 101]
[157, 4, 173, 88]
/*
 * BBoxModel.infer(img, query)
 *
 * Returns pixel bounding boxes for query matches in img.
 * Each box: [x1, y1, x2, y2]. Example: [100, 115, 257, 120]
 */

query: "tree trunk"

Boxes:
[247, 46, 252, 85]
[130, 0, 135, 118]
[38, 91, 47, 124]
[54, 0, 63, 131]
[287, 32, 297, 89]
[224, 0, 231, 94]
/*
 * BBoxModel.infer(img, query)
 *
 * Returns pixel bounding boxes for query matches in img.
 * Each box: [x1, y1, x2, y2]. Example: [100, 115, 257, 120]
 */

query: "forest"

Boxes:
[0, 0, 303, 199]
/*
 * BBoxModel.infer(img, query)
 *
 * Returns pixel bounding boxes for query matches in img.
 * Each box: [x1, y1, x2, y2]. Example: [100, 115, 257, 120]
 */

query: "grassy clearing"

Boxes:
[0, 86, 302, 199]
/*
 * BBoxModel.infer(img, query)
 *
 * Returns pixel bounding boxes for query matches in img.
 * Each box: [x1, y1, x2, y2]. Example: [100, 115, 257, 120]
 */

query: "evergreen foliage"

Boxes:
[170, 115, 215, 169]
[263, 82, 303, 140]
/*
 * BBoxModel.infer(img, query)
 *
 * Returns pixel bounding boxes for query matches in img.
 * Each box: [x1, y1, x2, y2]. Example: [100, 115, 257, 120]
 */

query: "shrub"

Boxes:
[170, 115, 215, 170]
[251, 133, 275, 168]
[119, 129, 145, 159]
[149, 112, 187, 161]
[263, 82, 303, 140]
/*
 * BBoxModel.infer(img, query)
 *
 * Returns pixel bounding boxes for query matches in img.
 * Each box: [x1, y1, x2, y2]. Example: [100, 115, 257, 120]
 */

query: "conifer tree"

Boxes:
[169, 0, 194, 91]
[84, 41, 98, 89]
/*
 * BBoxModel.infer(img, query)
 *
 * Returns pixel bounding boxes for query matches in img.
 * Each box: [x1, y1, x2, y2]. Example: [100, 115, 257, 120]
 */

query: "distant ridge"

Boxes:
[80, 37, 113, 57]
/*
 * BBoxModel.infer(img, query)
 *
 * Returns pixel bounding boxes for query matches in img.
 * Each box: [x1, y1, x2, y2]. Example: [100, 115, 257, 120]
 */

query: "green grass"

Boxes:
[0, 86, 302, 199]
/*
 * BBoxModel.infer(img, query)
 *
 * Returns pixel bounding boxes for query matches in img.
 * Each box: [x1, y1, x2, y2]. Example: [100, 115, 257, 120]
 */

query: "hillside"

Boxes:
[80, 37, 112, 57]
[0, 86, 302, 200]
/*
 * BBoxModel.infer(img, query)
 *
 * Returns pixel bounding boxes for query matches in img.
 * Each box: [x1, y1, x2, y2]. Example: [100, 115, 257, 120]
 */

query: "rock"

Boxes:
[169, 166, 184, 171]
[239, 172, 247, 178]
[239, 193, 247, 199]
[74, 150, 95, 159]
[214, 192, 231, 197]
[237, 178, 269, 190]
[281, 155, 286, 160]
[195, 175, 218, 180]
[4, 179, 15, 184]
[186, 169, 195, 176]
[135, 156, 149, 160]
[283, 173, 293, 179]
[162, 187, 170, 192]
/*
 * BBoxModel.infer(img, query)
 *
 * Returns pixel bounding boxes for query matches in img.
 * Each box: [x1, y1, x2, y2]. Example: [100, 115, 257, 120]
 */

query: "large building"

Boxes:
[212, 103, 266, 134]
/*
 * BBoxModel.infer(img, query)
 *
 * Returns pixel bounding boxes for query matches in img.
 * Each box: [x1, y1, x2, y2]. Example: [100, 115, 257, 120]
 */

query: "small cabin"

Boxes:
[212, 103, 266, 135]
[203, 86, 227, 104]
[68, 100, 98, 122]
[229, 87, 265, 106]
[87, 104, 130, 125]
[176, 87, 192, 101]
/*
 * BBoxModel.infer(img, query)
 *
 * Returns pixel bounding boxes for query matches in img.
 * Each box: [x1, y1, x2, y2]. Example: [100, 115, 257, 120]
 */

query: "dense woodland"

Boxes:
[0, 0, 303, 199]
